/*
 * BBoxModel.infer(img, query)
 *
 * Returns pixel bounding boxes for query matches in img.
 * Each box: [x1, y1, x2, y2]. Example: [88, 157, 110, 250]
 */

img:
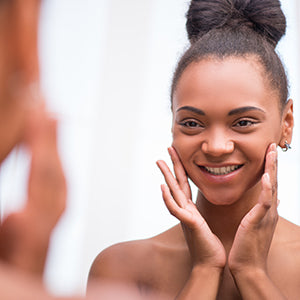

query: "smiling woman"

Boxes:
[88, 0, 300, 299]
[0, 0, 299, 298]
[171, 57, 291, 207]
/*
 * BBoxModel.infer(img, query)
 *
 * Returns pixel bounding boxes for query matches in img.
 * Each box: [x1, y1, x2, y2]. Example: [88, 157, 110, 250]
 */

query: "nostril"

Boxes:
[226, 141, 234, 151]
[201, 140, 234, 155]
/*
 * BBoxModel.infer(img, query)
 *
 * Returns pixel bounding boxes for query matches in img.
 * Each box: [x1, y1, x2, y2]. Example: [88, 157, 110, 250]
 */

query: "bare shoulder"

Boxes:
[89, 240, 141, 281]
[88, 224, 187, 286]
[270, 217, 300, 297]
[88, 238, 161, 282]
[276, 217, 300, 248]
[87, 230, 181, 300]
[274, 217, 300, 265]
[278, 217, 300, 269]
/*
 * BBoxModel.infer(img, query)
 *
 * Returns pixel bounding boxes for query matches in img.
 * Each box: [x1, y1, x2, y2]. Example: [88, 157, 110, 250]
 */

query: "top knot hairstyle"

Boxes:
[171, 0, 288, 109]
[186, 0, 286, 47]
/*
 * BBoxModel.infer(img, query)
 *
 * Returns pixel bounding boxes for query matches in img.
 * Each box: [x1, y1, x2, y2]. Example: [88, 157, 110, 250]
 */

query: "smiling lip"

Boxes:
[199, 164, 243, 176]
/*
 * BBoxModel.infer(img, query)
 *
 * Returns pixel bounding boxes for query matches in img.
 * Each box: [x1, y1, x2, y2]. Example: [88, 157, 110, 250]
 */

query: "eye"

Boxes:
[236, 120, 253, 127]
[180, 120, 203, 128]
[233, 118, 258, 129]
[176, 118, 205, 135]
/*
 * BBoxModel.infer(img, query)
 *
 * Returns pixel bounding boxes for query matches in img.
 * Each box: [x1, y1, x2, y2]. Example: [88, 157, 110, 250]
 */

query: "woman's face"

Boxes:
[171, 56, 293, 205]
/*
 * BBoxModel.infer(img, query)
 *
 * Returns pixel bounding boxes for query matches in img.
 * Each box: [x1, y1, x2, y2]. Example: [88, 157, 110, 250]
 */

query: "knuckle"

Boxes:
[173, 182, 181, 191]
[168, 208, 177, 217]
[272, 186, 277, 197]
[262, 200, 272, 210]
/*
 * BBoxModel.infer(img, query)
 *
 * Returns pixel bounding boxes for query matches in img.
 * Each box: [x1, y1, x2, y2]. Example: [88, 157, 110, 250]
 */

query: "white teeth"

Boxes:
[204, 165, 241, 175]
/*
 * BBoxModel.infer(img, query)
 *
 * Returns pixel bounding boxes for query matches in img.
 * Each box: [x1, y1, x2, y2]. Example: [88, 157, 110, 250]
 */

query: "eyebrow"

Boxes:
[176, 106, 205, 115]
[176, 106, 266, 116]
[228, 106, 266, 115]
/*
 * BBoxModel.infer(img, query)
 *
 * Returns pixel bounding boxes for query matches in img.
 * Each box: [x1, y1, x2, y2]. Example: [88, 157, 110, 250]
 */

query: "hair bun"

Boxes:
[186, 0, 286, 47]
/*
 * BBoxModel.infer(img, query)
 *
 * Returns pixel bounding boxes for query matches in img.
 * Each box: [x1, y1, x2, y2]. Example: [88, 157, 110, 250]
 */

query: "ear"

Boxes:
[279, 99, 294, 149]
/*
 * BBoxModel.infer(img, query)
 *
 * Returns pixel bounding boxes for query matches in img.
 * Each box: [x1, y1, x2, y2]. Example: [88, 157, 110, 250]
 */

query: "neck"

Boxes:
[195, 181, 262, 250]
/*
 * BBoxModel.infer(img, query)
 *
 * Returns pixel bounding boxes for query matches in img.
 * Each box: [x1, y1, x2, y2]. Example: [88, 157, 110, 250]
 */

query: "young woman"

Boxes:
[88, 0, 300, 299]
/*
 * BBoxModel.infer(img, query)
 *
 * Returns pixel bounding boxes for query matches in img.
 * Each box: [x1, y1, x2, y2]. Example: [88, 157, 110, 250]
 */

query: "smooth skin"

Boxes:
[157, 144, 282, 299]
[89, 57, 300, 299]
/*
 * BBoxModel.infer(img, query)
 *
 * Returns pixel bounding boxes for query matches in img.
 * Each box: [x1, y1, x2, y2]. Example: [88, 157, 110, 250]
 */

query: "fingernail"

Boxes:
[263, 172, 271, 185]
[270, 143, 276, 152]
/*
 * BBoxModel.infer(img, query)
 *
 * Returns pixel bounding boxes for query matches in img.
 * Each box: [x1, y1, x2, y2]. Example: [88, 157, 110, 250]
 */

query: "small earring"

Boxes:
[282, 140, 291, 152]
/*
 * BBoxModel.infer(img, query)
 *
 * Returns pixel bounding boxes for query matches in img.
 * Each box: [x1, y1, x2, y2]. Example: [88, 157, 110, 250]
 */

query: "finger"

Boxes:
[168, 147, 192, 199]
[161, 184, 203, 228]
[26, 112, 66, 226]
[156, 160, 188, 207]
[161, 184, 185, 221]
[24, 103, 49, 150]
[264, 143, 277, 185]
[241, 173, 272, 227]
[29, 115, 65, 188]
[264, 143, 278, 207]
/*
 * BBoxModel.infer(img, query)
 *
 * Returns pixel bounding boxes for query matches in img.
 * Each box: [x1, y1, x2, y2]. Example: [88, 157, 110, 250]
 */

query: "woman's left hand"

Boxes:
[228, 143, 278, 276]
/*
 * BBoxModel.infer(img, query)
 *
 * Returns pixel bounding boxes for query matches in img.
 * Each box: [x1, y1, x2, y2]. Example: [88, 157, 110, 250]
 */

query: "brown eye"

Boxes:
[179, 119, 203, 128]
[183, 121, 199, 127]
[235, 120, 255, 127]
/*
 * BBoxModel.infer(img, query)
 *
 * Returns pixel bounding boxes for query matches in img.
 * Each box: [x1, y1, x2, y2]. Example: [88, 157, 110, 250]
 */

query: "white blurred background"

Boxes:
[0, 0, 299, 297]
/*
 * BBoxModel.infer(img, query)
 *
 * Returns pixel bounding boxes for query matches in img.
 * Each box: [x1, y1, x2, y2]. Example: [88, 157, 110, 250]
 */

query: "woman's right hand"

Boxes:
[156, 147, 226, 271]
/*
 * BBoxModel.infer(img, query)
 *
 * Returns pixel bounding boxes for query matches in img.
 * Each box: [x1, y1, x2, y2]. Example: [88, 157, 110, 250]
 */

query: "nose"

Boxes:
[201, 129, 234, 157]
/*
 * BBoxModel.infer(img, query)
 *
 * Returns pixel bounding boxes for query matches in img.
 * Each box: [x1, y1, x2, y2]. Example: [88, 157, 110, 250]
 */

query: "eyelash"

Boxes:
[233, 119, 257, 128]
[179, 120, 203, 128]
[178, 118, 258, 131]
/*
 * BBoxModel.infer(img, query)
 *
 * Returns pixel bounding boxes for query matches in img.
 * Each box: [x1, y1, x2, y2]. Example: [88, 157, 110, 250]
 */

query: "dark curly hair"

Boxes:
[171, 0, 288, 109]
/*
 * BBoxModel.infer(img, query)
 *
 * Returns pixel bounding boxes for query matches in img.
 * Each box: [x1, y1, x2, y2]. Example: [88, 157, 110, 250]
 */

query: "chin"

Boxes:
[199, 189, 244, 207]
[207, 198, 238, 206]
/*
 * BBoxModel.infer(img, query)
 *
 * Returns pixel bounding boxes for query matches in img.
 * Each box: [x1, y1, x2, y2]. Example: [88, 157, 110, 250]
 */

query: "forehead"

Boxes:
[173, 56, 280, 113]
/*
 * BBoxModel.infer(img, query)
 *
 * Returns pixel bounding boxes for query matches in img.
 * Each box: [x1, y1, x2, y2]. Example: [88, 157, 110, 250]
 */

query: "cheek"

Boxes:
[171, 134, 201, 178]
[238, 136, 270, 183]
[172, 132, 197, 159]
